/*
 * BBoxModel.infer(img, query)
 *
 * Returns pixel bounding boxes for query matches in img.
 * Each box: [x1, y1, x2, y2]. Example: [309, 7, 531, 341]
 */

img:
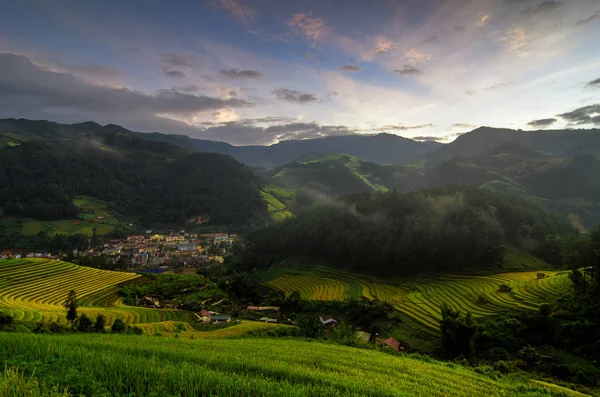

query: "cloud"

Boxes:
[374, 123, 434, 132]
[558, 104, 600, 125]
[273, 88, 318, 103]
[522, 1, 563, 16]
[172, 85, 200, 93]
[340, 64, 361, 72]
[219, 68, 264, 79]
[499, 27, 528, 52]
[527, 118, 557, 127]
[452, 123, 478, 129]
[414, 132, 465, 143]
[359, 36, 397, 61]
[577, 11, 600, 25]
[0, 53, 251, 126]
[412, 136, 443, 143]
[157, 53, 202, 68]
[287, 13, 330, 46]
[476, 15, 490, 27]
[424, 36, 440, 44]
[211, 0, 256, 26]
[586, 78, 600, 87]
[465, 90, 476, 95]
[405, 49, 431, 63]
[394, 65, 423, 76]
[198, 121, 353, 145]
[165, 70, 186, 78]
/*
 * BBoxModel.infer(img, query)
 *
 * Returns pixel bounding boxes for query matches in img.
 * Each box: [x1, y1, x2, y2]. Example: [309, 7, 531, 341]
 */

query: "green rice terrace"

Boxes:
[262, 265, 571, 340]
[0, 333, 588, 397]
[0, 259, 282, 336]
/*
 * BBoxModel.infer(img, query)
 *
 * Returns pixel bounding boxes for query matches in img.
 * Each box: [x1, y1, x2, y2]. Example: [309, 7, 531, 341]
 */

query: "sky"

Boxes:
[0, 0, 599, 145]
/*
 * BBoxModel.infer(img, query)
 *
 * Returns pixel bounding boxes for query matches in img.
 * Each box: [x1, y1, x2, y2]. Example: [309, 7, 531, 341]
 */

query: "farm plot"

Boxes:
[0, 259, 188, 328]
[264, 266, 571, 334]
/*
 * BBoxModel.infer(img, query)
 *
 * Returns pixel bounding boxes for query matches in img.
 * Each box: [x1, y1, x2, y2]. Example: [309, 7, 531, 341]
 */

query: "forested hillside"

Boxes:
[0, 129, 267, 227]
[244, 187, 573, 276]
[265, 154, 408, 199]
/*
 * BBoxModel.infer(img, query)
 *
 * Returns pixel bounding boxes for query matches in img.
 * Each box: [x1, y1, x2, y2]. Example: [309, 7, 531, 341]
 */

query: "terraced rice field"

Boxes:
[264, 266, 571, 337]
[0, 259, 284, 338]
[0, 259, 196, 328]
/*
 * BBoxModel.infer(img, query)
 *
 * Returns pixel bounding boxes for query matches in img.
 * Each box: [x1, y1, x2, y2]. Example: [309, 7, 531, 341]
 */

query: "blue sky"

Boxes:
[0, 0, 599, 145]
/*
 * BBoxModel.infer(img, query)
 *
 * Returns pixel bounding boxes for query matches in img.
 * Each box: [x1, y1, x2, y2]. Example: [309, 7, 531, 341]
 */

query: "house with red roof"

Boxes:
[378, 337, 404, 352]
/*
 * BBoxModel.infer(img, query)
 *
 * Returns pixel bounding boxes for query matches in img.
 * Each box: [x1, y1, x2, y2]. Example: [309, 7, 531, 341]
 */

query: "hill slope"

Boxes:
[266, 154, 409, 199]
[0, 123, 267, 230]
[0, 333, 585, 396]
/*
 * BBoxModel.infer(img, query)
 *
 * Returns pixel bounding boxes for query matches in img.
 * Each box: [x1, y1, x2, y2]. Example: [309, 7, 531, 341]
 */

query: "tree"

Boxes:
[0, 312, 14, 330]
[94, 314, 106, 333]
[568, 269, 585, 292]
[63, 290, 78, 329]
[440, 303, 478, 357]
[76, 314, 93, 332]
[111, 318, 125, 333]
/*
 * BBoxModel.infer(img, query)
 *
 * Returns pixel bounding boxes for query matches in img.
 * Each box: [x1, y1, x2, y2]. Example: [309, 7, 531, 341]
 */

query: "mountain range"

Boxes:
[0, 118, 441, 169]
[1, 118, 599, 233]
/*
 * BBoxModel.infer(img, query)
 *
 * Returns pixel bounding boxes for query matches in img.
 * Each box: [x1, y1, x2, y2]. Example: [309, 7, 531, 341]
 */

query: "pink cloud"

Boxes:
[212, 0, 256, 26]
[287, 13, 331, 46]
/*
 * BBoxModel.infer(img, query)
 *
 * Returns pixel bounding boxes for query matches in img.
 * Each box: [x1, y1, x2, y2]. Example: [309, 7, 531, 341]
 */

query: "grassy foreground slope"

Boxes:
[263, 266, 570, 338]
[0, 333, 587, 397]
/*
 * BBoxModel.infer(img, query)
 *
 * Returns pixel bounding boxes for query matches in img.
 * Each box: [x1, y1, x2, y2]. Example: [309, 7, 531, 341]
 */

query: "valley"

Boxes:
[1, 118, 600, 396]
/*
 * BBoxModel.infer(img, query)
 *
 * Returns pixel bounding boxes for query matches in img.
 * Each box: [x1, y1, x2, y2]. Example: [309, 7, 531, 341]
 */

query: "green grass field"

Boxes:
[0, 196, 125, 237]
[0, 333, 586, 397]
[263, 265, 571, 340]
[0, 259, 282, 337]
[260, 189, 294, 220]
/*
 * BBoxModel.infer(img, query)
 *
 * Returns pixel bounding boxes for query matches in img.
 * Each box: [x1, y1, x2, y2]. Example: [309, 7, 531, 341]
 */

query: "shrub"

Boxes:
[126, 325, 143, 335]
[111, 319, 125, 333]
[48, 322, 66, 333]
[489, 347, 509, 362]
[493, 360, 518, 374]
[76, 314, 93, 332]
[0, 312, 15, 329]
[550, 363, 571, 379]
[538, 303, 552, 317]
[93, 315, 106, 333]
[474, 365, 500, 380]
[518, 346, 540, 365]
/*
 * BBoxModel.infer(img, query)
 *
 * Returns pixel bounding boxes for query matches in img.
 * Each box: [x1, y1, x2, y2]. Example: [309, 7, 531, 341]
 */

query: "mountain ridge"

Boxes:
[0, 118, 441, 168]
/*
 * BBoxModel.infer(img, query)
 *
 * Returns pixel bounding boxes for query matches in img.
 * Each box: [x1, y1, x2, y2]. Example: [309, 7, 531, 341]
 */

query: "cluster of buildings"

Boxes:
[80, 231, 238, 271]
[0, 249, 58, 260]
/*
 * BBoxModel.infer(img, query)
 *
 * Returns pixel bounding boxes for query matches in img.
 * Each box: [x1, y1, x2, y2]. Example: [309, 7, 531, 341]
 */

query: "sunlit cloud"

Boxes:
[476, 14, 490, 27]
[499, 27, 529, 53]
[360, 36, 397, 61]
[405, 49, 431, 63]
[287, 13, 330, 46]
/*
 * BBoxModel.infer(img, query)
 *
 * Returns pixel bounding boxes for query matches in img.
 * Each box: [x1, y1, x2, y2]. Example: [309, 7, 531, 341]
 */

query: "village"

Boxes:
[82, 231, 239, 273]
[0, 231, 239, 274]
